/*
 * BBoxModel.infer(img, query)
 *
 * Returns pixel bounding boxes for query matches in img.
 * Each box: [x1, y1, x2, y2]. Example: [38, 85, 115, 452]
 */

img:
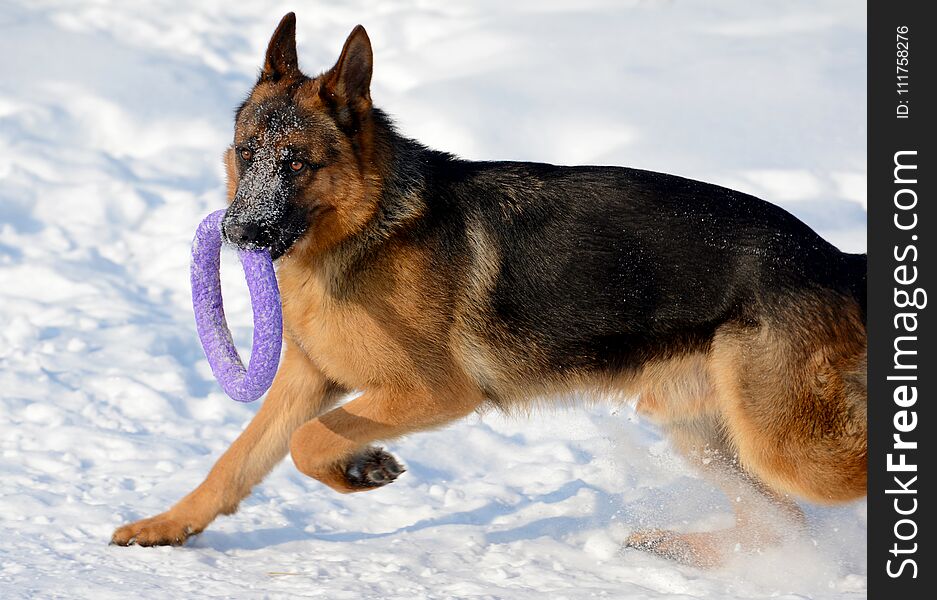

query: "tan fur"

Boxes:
[712, 296, 867, 505]
[632, 353, 716, 423]
[450, 221, 508, 394]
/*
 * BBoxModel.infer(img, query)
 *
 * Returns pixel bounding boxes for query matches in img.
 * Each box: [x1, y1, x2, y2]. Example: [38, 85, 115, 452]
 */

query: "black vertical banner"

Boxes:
[868, 1, 934, 597]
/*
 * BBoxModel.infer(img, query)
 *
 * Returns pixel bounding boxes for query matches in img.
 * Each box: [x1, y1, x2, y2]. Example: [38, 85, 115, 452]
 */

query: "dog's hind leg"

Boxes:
[627, 307, 866, 568]
[624, 353, 806, 568]
[111, 339, 348, 546]
[625, 413, 805, 568]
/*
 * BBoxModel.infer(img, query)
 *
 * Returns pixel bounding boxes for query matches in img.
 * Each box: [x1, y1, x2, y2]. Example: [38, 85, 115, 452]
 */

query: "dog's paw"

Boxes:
[111, 513, 198, 547]
[343, 447, 405, 490]
[625, 528, 723, 568]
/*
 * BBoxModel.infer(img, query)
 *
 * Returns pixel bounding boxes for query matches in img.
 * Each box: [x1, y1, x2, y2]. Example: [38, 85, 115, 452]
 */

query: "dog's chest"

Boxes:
[277, 262, 449, 389]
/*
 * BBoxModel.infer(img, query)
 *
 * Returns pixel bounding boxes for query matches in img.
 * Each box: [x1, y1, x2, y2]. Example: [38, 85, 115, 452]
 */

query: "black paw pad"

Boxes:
[344, 447, 405, 489]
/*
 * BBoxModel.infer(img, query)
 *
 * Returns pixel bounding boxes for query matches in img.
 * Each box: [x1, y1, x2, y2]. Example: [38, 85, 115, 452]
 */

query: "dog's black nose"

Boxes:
[223, 221, 262, 247]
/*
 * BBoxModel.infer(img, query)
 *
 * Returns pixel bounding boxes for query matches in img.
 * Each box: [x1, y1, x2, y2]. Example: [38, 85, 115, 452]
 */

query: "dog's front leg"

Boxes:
[290, 383, 482, 493]
[111, 339, 345, 546]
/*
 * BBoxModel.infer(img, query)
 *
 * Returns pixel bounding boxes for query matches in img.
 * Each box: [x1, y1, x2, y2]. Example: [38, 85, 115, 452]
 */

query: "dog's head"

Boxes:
[222, 13, 379, 259]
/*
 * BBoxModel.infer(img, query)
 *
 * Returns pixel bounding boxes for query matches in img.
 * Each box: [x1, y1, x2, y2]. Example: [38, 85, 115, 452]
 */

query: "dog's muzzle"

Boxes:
[222, 218, 265, 248]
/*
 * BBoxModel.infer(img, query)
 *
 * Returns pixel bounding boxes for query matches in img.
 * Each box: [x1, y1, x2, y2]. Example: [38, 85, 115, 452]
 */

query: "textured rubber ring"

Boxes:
[190, 209, 282, 402]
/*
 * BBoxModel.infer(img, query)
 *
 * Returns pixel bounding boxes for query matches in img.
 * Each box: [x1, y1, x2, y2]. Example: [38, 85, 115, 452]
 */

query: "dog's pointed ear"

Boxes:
[261, 13, 300, 83]
[322, 25, 373, 110]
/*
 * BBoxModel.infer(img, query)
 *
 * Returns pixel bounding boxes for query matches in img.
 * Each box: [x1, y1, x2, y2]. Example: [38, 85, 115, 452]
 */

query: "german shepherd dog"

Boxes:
[112, 13, 867, 567]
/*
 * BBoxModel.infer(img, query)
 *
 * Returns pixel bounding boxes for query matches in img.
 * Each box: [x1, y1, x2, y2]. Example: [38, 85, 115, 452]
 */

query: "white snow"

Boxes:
[0, 1, 866, 598]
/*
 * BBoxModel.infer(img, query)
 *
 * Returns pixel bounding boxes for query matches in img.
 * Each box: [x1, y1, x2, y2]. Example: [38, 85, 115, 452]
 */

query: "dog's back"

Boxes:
[391, 153, 868, 505]
[409, 156, 862, 367]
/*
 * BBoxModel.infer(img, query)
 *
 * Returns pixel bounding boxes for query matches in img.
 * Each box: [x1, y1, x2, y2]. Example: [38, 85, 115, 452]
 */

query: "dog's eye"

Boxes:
[289, 160, 305, 173]
[238, 148, 253, 161]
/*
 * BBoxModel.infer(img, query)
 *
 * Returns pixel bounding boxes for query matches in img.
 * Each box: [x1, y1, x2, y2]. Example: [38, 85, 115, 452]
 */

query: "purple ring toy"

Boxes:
[190, 210, 282, 402]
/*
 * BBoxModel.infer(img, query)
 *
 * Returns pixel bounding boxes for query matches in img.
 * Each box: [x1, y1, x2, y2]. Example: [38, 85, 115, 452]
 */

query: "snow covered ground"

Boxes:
[0, 1, 866, 598]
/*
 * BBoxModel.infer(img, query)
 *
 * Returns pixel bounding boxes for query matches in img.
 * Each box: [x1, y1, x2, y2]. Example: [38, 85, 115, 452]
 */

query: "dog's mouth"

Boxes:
[222, 205, 312, 260]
